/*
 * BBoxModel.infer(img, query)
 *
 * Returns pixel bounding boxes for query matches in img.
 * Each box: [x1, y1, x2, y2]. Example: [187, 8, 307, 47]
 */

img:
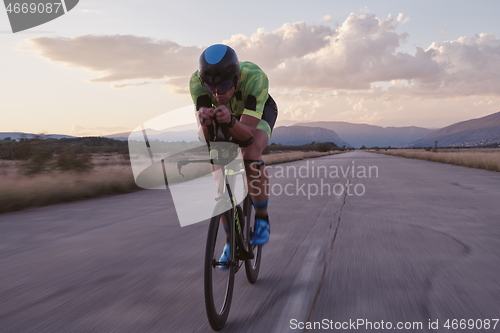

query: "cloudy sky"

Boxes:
[2, 0, 500, 136]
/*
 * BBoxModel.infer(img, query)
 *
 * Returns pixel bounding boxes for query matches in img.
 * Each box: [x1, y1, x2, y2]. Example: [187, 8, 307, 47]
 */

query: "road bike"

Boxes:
[177, 122, 263, 331]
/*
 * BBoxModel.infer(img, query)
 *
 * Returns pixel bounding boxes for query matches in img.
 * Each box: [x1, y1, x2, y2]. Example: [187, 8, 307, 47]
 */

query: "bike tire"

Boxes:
[204, 208, 235, 331]
[243, 195, 262, 284]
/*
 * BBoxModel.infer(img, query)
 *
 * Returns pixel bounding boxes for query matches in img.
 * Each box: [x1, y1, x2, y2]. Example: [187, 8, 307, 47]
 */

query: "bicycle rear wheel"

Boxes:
[243, 195, 262, 283]
[204, 209, 235, 331]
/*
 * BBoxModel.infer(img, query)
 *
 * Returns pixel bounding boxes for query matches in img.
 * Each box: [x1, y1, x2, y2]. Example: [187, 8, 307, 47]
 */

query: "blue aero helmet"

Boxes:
[199, 44, 241, 94]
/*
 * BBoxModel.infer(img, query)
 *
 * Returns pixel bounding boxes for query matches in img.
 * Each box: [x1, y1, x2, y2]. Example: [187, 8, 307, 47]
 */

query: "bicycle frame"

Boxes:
[177, 145, 254, 262]
[177, 119, 263, 330]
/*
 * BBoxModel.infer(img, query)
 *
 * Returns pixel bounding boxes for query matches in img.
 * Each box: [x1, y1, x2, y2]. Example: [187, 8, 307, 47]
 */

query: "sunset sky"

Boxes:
[2, 0, 500, 136]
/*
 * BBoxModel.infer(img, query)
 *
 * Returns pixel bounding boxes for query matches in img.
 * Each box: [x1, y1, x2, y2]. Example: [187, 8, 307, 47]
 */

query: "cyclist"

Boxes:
[190, 44, 278, 261]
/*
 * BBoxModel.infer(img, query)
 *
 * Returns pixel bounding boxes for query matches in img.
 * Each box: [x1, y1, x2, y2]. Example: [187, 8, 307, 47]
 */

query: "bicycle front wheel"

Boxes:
[243, 195, 262, 284]
[204, 210, 235, 331]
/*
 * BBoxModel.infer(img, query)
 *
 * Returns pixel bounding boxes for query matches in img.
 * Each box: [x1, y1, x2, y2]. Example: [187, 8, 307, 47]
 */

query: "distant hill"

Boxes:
[269, 126, 352, 147]
[107, 123, 201, 142]
[294, 122, 434, 148]
[0, 132, 76, 141]
[9, 111, 499, 148]
[408, 111, 500, 147]
[274, 119, 298, 127]
[126, 127, 199, 142]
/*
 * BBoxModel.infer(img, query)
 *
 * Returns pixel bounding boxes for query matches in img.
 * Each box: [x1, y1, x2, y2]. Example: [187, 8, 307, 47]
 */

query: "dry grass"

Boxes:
[0, 150, 342, 215]
[0, 154, 136, 214]
[374, 148, 500, 172]
[0, 164, 138, 215]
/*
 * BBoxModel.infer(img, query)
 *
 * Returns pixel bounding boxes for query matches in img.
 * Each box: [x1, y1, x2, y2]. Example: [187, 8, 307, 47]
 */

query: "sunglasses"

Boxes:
[203, 78, 234, 95]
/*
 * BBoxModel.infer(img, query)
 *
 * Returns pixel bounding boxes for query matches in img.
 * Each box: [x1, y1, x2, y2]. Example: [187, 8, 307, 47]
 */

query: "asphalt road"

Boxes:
[1, 151, 499, 333]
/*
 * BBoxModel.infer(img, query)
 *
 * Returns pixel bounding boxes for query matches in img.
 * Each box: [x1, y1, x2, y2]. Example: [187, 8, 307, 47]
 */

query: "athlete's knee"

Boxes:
[243, 131, 267, 157]
[244, 159, 265, 179]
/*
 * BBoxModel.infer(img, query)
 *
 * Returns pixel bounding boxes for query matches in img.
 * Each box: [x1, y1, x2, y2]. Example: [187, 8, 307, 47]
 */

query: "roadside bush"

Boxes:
[19, 139, 52, 175]
[316, 142, 333, 152]
[17, 141, 94, 175]
[264, 142, 339, 154]
[54, 147, 93, 172]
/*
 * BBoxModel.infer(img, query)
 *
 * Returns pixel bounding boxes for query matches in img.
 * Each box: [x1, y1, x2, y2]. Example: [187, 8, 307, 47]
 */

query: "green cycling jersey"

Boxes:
[190, 61, 269, 120]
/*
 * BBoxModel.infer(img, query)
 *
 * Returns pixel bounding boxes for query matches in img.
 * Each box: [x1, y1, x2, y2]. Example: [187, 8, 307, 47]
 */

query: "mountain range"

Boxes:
[269, 126, 352, 147]
[406, 111, 500, 148]
[290, 122, 434, 148]
[270, 111, 500, 148]
[0, 132, 75, 140]
[2, 111, 499, 148]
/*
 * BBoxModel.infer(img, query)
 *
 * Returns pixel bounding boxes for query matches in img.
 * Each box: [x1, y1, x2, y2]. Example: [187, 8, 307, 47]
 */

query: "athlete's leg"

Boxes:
[242, 95, 277, 215]
[241, 129, 269, 216]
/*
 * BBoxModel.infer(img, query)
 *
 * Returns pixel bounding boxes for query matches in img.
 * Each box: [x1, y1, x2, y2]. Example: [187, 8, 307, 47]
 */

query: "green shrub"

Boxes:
[19, 139, 52, 175]
[54, 147, 93, 172]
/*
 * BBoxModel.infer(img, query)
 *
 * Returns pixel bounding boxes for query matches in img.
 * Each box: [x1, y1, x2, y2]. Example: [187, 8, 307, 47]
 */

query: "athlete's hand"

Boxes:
[198, 107, 215, 126]
[214, 106, 232, 125]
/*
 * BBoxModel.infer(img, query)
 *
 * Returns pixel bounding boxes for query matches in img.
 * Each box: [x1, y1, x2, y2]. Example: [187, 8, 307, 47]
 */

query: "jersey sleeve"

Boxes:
[241, 62, 269, 120]
[190, 70, 212, 111]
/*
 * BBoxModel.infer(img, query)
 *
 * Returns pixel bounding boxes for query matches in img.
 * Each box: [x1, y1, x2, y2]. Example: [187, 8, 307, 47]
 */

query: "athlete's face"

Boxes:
[213, 86, 235, 105]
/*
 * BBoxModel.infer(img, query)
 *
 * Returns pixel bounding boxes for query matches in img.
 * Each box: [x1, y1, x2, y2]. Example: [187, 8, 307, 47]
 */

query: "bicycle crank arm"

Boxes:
[237, 248, 255, 260]
[212, 260, 239, 267]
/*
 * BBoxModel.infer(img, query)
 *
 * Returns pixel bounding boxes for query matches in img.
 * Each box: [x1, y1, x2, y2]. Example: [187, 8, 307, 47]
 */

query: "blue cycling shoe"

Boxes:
[250, 217, 270, 245]
[218, 243, 230, 270]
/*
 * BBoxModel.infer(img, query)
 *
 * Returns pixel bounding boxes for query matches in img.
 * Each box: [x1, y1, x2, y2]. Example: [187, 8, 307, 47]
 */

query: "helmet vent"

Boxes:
[204, 44, 228, 65]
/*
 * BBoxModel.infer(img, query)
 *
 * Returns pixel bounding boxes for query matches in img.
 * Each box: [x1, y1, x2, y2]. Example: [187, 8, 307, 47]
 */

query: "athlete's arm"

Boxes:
[230, 114, 259, 141]
[213, 106, 257, 141]
[197, 107, 216, 141]
[230, 62, 268, 140]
